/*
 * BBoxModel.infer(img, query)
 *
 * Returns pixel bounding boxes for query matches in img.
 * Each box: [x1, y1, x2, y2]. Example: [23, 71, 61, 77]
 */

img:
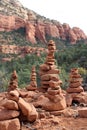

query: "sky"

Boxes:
[19, 0, 87, 34]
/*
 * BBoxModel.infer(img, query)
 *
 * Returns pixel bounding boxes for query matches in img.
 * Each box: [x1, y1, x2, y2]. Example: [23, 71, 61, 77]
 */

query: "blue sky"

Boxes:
[19, 0, 87, 34]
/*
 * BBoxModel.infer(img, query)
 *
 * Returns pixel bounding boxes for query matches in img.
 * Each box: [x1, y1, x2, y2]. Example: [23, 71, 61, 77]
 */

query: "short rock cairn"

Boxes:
[66, 68, 84, 93]
[26, 66, 37, 91]
[8, 70, 18, 92]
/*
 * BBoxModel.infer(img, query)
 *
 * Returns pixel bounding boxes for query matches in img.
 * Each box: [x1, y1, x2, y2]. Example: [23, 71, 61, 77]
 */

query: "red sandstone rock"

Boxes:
[18, 97, 38, 122]
[26, 22, 36, 43]
[0, 108, 20, 121]
[8, 90, 19, 102]
[0, 14, 25, 31]
[0, 14, 87, 44]
[43, 98, 66, 111]
[45, 23, 60, 38]
[78, 108, 87, 118]
[67, 86, 84, 93]
[35, 21, 47, 43]
[0, 118, 20, 130]
[3, 99, 19, 110]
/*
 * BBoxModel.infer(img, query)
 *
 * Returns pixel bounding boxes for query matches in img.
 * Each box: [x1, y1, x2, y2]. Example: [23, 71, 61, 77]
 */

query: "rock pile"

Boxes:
[66, 68, 85, 106]
[39, 40, 66, 111]
[26, 66, 37, 91]
[8, 70, 18, 92]
[0, 89, 38, 130]
[0, 69, 38, 130]
[39, 40, 58, 91]
[66, 68, 84, 93]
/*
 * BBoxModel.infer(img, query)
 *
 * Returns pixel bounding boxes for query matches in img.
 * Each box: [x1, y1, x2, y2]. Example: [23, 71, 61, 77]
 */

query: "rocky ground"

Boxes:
[21, 105, 87, 130]
[0, 90, 87, 130]
[22, 117, 87, 130]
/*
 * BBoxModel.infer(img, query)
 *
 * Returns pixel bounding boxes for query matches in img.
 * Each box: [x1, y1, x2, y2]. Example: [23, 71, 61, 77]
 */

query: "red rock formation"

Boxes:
[0, 14, 25, 31]
[72, 27, 87, 40]
[45, 22, 60, 38]
[0, 15, 15, 31]
[26, 22, 36, 43]
[0, 45, 47, 61]
[0, 13, 86, 44]
[56, 23, 65, 40]
[35, 21, 47, 43]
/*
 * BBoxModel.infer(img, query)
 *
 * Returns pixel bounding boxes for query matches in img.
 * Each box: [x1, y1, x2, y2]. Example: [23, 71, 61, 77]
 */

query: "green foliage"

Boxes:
[0, 33, 87, 91]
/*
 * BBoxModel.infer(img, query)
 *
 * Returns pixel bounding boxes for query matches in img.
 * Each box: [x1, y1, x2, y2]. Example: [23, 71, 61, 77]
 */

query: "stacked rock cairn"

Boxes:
[39, 40, 66, 111]
[26, 66, 37, 91]
[66, 68, 84, 93]
[8, 70, 18, 92]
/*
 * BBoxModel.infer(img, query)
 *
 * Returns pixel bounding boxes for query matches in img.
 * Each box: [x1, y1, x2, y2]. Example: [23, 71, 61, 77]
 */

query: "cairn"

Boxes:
[8, 70, 18, 92]
[66, 68, 84, 93]
[39, 40, 58, 90]
[39, 40, 66, 111]
[26, 66, 37, 91]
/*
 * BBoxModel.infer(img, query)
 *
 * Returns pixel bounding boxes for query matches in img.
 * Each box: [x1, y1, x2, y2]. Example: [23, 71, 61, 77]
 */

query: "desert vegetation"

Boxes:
[0, 40, 87, 92]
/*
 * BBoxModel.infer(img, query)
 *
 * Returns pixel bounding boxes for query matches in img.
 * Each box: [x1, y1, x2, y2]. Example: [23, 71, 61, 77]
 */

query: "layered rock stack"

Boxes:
[26, 66, 37, 91]
[8, 70, 18, 92]
[66, 68, 84, 93]
[0, 89, 38, 130]
[39, 40, 57, 91]
[39, 40, 66, 111]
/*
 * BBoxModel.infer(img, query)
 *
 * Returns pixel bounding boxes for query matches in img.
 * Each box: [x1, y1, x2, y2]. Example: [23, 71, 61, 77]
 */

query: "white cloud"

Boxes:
[19, 0, 87, 34]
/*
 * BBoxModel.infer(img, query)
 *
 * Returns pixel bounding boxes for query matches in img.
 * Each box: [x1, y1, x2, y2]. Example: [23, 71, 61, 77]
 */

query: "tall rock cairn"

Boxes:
[8, 70, 18, 92]
[66, 68, 84, 93]
[39, 40, 61, 91]
[39, 40, 66, 111]
[26, 66, 37, 91]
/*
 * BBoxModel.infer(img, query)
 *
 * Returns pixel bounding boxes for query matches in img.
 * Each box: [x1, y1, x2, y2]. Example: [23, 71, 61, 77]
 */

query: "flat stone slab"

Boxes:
[78, 107, 87, 117]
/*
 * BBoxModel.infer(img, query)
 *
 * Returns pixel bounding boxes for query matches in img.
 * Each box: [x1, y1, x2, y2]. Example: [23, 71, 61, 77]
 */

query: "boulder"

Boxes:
[78, 108, 87, 118]
[0, 118, 20, 130]
[43, 98, 66, 111]
[18, 97, 38, 122]
[0, 108, 20, 121]
[3, 99, 19, 110]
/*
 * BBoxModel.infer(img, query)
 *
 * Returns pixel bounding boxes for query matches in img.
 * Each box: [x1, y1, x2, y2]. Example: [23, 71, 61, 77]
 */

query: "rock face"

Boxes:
[0, 14, 25, 31]
[26, 22, 36, 43]
[26, 20, 87, 44]
[0, 0, 86, 44]
[8, 70, 18, 92]
[26, 66, 37, 91]
[39, 40, 66, 111]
